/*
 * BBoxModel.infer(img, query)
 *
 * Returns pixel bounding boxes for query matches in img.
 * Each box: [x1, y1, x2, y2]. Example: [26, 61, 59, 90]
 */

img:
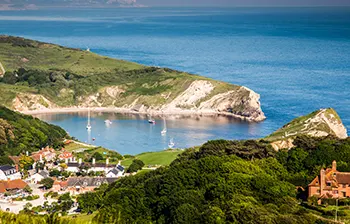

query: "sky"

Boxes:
[137, 0, 350, 7]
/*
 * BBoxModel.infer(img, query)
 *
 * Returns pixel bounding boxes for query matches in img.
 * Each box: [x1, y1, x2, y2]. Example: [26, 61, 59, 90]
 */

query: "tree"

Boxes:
[23, 185, 33, 194]
[49, 169, 61, 177]
[40, 178, 54, 189]
[92, 152, 104, 161]
[127, 159, 145, 173]
[19, 155, 34, 171]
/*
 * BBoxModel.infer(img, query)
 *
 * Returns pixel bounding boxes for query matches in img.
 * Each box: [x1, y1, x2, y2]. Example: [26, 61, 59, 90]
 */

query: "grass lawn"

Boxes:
[64, 142, 93, 152]
[121, 149, 184, 167]
[60, 213, 95, 224]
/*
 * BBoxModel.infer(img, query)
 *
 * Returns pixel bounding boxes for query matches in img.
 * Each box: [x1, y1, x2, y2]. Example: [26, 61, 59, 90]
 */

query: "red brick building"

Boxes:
[309, 161, 350, 199]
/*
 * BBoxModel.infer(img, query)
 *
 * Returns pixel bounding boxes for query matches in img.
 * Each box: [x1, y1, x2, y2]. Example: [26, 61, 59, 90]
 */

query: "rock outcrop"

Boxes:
[266, 108, 348, 150]
[11, 80, 265, 122]
[12, 93, 56, 111]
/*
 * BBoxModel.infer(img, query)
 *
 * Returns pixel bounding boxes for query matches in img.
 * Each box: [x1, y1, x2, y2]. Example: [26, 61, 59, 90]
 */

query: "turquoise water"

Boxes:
[1, 7, 349, 154]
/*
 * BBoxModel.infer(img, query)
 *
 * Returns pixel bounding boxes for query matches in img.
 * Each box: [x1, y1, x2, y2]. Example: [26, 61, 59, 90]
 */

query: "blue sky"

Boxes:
[138, 0, 350, 6]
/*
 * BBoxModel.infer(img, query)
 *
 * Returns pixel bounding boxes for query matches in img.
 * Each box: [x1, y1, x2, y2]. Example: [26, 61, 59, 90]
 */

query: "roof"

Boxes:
[108, 168, 119, 175]
[39, 170, 49, 178]
[67, 162, 80, 167]
[116, 165, 124, 172]
[9, 156, 20, 164]
[66, 177, 118, 187]
[0, 165, 16, 172]
[335, 173, 350, 184]
[0, 179, 28, 193]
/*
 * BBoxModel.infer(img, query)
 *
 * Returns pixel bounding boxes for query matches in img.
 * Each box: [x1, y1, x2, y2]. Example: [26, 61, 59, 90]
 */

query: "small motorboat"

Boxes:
[105, 119, 112, 125]
[148, 114, 156, 124]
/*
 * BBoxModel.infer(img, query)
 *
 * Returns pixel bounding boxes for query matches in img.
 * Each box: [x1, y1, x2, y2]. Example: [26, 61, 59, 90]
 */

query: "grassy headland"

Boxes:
[0, 36, 264, 122]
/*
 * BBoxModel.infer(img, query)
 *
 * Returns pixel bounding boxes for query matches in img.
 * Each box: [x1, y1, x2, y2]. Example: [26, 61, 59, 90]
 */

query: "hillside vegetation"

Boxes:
[0, 106, 67, 164]
[0, 36, 265, 121]
[74, 137, 350, 224]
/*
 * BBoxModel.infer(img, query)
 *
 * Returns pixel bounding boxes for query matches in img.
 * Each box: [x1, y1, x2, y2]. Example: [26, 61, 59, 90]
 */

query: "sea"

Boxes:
[0, 7, 349, 155]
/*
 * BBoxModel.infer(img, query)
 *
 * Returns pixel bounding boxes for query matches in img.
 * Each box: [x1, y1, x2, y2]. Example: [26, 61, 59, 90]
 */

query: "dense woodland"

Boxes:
[0, 106, 67, 164]
[1, 136, 350, 223]
[74, 136, 350, 224]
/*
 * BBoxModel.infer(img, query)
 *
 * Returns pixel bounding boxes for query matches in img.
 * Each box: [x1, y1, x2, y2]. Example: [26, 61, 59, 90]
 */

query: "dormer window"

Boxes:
[326, 181, 331, 187]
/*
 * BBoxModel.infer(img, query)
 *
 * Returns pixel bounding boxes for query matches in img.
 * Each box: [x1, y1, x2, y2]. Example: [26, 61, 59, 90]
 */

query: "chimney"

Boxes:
[65, 158, 68, 164]
[320, 169, 326, 196]
[15, 164, 19, 172]
[92, 158, 96, 165]
[26, 151, 29, 156]
[332, 160, 337, 171]
[39, 154, 43, 162]
[78, 158, 82, 165]
[106, 158, 109, 166]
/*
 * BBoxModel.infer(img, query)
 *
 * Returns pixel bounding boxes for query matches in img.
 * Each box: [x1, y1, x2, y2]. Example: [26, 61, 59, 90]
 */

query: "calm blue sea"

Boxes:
[1, 7, 349, 154]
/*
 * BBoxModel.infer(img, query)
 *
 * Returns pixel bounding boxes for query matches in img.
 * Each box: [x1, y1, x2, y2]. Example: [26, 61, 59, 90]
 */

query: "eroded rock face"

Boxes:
[11, 81, 266, 122]
[199, 86, 265, 122]
[12, 94, 56, 111]
[268, 108, 348, 150]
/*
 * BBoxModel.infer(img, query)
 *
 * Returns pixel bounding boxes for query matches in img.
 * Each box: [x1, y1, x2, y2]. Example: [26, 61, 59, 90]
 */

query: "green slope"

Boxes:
[0, 35, 142, 74]
[0, 106, 68, 164]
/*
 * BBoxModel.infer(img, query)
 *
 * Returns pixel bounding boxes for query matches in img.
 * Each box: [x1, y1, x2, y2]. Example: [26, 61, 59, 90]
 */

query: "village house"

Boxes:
[0, 165, 21, 181]
[58, 149, 73, 161]
[52, 177, 118, 195]
[66, 158, 116, 174]
[32, 146, 57, 162]
[0, 179, 28, 196]
[309, 161, 350, 199]
[106, 164, 125, 178]
[30, 170, 50, 184]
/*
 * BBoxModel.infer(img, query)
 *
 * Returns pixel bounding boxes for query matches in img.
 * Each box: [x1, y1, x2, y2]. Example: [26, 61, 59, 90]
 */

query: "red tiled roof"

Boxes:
[0, 180, 28, 193]
[335, 173, 350, 184]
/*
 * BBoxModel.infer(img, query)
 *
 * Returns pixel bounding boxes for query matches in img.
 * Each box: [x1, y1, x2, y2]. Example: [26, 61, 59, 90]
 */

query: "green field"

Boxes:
[121, 149, 184, 167]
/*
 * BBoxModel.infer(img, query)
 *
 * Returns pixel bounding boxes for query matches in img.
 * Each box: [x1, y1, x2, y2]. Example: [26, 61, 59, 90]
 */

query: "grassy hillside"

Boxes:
[0, 105, 68, 164]
[0, 36, 142, 74]
[0, 36, 249, 116]
[121, 149, 185, 167]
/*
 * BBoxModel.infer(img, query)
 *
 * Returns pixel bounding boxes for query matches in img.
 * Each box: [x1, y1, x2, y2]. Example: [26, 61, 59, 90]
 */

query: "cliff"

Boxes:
[0, 36, 265, 122]
[266, 108, 348, 150]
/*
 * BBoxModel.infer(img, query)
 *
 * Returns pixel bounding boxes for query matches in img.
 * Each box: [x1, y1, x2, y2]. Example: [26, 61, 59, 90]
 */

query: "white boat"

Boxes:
[148, 114, 156, 124]
[104, 119, 112, 125]
[161, 118, 167, 135]
[86, 109, 92, 131]
[168, 138, 175, 149]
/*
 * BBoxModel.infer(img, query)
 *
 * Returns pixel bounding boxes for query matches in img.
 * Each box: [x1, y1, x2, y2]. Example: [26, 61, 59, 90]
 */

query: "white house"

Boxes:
[106, 165, 125, 178]
[67, 158, 116, 174]
[0, 165, 21, 181]
[30, 170, 49, 184]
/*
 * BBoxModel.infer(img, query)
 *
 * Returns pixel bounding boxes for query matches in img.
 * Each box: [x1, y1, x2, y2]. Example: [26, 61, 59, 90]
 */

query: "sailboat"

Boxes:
[86, 109, 92, 131]
[161, 118, 167, 135]
[168, 138, 175, 149]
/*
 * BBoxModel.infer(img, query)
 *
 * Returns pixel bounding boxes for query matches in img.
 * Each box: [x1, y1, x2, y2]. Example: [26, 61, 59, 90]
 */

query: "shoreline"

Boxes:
[20, 107, 265, 122]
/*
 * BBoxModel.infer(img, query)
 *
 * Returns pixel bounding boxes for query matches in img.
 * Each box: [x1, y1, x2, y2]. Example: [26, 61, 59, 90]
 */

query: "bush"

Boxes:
[127, 159, 145, 173]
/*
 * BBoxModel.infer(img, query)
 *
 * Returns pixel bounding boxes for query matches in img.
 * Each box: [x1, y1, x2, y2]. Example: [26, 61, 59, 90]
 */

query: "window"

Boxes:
[317, 189, 320, 193]
[343, 192, 346, 197]
[343, 184, 347, 188]
[333, 190, 339, 194]
[327, 182, 331, 187]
